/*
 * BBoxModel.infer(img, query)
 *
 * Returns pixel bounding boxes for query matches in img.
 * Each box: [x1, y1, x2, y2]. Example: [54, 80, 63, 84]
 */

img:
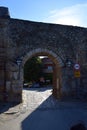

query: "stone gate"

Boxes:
[0, 7, 87, 102]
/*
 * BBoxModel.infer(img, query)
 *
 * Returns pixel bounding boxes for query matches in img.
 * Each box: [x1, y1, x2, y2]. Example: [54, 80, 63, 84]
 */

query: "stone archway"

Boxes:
[21, 48, 64, 99]
[0, 7, 87, 102]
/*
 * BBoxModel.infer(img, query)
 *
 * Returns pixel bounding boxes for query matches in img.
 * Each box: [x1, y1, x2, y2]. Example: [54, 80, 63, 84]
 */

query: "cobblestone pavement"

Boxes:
[0, 102, 22, 123]
[22, 86, 87, 111]
[0, 86, 87, 130]
[0, 86, 52, 122]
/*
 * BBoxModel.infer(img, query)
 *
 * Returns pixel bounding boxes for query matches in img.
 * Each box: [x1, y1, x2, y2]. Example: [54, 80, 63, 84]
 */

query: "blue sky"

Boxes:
[0, 0, 87, 27]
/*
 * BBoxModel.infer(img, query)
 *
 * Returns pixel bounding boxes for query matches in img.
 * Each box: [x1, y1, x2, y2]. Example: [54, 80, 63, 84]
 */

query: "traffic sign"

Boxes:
[74, 71, 81, 77]
[74, 63, 80, 70]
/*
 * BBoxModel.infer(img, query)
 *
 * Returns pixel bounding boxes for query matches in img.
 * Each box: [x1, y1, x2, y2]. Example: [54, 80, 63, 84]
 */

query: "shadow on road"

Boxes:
[21, 95, 60, 130]
[0, 102, 20, 114]
[24, 86, 52, 92]
[21, 94, 87, 130]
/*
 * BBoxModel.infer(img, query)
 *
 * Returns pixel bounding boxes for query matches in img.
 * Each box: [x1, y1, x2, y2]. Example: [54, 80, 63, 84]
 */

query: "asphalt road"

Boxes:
[0, 86, 87, 130]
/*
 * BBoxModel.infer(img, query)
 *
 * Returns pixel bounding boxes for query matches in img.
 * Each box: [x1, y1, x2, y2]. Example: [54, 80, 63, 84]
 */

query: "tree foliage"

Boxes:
[24, 57, 42, 82]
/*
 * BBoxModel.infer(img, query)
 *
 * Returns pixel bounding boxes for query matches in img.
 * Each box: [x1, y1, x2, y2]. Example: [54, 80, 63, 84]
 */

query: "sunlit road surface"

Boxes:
[0, 86, 87, 130]
[22, 86, 54, 111]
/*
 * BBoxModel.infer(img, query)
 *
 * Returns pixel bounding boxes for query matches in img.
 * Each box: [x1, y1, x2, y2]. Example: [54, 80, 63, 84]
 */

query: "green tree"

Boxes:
[24, 57, 42, 83]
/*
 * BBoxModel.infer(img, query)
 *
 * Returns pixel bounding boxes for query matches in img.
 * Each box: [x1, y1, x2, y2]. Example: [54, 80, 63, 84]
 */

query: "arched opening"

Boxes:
[22, 48, 63, 99]
[24, 56, 53, 88]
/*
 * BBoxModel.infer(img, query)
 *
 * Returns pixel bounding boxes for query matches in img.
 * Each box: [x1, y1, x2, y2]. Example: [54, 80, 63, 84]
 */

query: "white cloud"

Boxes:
[43, 3, 87, 27]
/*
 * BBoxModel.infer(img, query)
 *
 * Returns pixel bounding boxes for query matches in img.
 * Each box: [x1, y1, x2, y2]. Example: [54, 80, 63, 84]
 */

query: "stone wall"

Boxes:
[0, 7, 87, 102]
[7, 18, 87, 67]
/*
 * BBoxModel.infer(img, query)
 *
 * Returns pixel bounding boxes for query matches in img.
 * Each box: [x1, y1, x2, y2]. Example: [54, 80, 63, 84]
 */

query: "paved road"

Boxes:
[0, 86, 87, 130]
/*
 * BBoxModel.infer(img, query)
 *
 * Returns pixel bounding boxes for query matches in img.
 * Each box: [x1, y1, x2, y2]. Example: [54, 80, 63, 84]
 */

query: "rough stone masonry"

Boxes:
[0, 7, 87, 102]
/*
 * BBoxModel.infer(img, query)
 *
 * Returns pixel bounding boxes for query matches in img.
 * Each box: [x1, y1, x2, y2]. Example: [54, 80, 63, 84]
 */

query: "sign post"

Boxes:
[74, 63, 81, 78]
[74, 63, 81, 98]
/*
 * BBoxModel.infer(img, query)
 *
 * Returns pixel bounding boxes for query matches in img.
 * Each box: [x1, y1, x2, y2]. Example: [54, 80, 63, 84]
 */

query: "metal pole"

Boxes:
[75, 77, 80, 98]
